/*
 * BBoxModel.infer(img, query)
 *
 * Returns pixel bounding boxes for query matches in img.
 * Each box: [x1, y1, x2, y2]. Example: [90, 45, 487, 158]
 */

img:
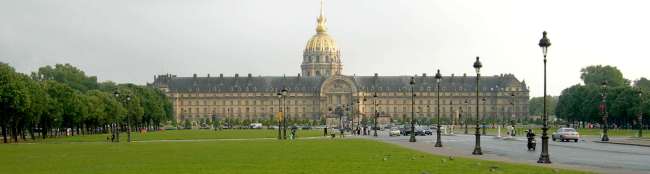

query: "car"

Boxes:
[414, 128, 426, 136]
[249, 123, 263, 129]
[401, 127, 426, 136]
[552, 128, 580, 142]
[389, 128, 401, 136]
[422, 128, 433, 135]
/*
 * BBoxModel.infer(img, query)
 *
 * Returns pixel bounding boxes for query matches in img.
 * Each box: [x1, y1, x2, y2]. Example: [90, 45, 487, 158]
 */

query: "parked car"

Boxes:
[389, 128, 401, 136]
[552, 128, 580, 142]
[249, 123, 263, 129]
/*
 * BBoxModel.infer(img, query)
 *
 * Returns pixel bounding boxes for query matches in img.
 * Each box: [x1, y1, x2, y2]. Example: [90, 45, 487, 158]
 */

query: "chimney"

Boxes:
[207, 74, 210, 78]
[235, 73, 239, 78]
[219, 73, 223, 78]
[422, 73, 427, 77]
[374, 73, 378, 77]
[248, 73, 252, 78]
[193, 74, 197, 78]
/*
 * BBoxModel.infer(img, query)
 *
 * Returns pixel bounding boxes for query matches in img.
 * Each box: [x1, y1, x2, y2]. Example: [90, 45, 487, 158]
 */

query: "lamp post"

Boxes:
[113, 91, 132, 143]
[600, 81, 609, 142]
[472, 56, 483, 155]
[373, 92, 379, 137]
[537, 31, 552, 164]
[638, 89, 644, 138]
[464, 99, 469, 134]
[481, 97, 487, 136]
[434, 69, 443, 147]
[281, 88, 288, 140]
[356, 99, 360, 135]
[409, 77, 417, 142]
[363, 96, 368, 135]
[344, 104, 349, 132]
[510, 92, 517, 136]
[276, 91, 282, 140]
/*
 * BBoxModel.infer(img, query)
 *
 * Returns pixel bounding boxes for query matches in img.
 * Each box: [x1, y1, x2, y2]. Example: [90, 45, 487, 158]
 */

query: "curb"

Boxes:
[593, 141, 650, 147]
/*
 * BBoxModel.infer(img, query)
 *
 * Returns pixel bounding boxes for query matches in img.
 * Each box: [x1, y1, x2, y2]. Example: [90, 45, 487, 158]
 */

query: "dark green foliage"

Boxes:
[528, 96, 557, 116]
[580, 65, 628, 87]
[0, 63, 173, 143]
[555, 65, 649, 127]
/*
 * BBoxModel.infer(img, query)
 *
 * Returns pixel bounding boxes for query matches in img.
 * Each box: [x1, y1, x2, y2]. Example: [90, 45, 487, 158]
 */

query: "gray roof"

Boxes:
[152, 74, 527, 93]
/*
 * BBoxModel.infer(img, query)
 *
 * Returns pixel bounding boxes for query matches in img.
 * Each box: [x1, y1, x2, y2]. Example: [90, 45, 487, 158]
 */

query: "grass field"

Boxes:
[28, 129, 324, 143]
[0, 138, 589, 174]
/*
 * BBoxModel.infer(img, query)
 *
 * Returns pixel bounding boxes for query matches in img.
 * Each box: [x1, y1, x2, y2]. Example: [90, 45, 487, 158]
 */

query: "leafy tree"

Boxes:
[183, 119, 192, 129]
[580, 65, 628, 87]
[634, 77, 650, 91]
[33, 64, 98, 91]
[0, 63, 31, 143]
[528, 96, 557, 116]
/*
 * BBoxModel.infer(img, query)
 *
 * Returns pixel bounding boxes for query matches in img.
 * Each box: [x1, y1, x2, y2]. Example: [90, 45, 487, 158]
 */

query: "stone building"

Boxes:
[150, 1, 529, 127]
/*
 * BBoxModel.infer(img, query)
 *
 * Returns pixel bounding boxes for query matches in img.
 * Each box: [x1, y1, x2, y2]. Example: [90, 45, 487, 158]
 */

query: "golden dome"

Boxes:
[305, 33, 338, 52]
[305, 0, 338, 52]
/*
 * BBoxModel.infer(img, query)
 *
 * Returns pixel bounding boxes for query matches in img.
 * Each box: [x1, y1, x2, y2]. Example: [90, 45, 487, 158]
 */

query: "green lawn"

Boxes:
[0, 138, 589, 174]
[30, 129, 324, 143]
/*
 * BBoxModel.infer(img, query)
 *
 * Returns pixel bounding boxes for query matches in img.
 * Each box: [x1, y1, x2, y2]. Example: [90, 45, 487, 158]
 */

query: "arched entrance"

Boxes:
[320, 76, 358, 128]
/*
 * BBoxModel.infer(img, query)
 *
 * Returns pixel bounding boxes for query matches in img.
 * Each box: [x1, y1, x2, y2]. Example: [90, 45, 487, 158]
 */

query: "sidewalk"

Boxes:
[594, 137, 650, 147]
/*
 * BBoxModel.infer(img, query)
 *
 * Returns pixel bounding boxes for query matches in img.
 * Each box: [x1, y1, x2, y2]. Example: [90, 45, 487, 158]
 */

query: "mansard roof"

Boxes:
[153, 74, 528, 93]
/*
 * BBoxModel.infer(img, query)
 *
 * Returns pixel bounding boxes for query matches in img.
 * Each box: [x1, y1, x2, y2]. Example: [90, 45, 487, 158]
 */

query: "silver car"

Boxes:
[389, 128, 401, 136]
[552, 128, 580, 142]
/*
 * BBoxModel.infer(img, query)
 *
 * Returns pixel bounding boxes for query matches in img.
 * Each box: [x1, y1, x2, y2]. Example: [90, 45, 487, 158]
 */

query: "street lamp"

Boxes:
[600, 81, 609, 142]
[472, 56, 483, 155]
[276, 91, 282, 140]
[638, 89, 644, 138]
[434, 69, 443, 147]
[409, 77, 417, 142]
[113, 91, 132, 143]
[537, 31, 552, 164]
[281, 88, 289, 140]
[373, 92, 379, 137]
[363, 96, 368, 135]
[482, 98, 487, 136]
[356, 99, 360, 135]
[510, 92, 517, 136]
[464, 99, 469, 134]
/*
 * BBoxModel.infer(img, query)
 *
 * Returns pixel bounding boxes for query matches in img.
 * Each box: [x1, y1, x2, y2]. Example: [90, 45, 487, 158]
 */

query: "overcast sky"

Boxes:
[1, 0, 648, 97]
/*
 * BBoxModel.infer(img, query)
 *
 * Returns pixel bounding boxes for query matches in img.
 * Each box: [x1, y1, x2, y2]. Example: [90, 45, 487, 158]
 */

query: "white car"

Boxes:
[552, 128, 580, 142]
[389, 128, 401, 136]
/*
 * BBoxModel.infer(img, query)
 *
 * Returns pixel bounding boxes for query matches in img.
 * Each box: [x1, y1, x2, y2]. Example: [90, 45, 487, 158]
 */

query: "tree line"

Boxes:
[553, 65, 649, 128]
[0, 63, 173, 143]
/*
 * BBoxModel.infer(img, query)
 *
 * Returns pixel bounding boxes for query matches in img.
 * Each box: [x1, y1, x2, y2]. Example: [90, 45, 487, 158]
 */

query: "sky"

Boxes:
[1, 0, 649, 97]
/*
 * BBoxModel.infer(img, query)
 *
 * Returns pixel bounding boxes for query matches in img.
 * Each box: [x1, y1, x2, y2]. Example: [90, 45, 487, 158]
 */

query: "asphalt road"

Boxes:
[369, 131, 650, 174]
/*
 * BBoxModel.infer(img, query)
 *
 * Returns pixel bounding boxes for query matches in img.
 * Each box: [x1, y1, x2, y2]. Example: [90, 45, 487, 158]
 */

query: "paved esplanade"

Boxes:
[367, 132, 650, 174]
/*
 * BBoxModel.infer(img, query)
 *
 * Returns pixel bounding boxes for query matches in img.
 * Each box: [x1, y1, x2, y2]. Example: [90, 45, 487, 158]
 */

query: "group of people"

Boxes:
[323, 126, 373, 138]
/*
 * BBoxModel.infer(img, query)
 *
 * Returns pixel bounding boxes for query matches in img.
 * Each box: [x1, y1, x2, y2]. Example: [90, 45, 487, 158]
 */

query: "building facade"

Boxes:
[150, 2, 529, 127]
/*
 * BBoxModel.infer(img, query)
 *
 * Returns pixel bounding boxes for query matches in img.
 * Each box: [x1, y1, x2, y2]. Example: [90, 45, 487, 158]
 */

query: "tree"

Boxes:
[0, 63, 31, 143]
[183, 119, 192, 129]
[33, 64, 98, 91]
[580, 65, 628, 87]
[528, 96, 557, 117]
[634, 77, 650, 91]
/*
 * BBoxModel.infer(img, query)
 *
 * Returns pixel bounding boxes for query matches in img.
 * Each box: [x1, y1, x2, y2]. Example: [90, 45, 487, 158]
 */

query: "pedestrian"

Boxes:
[291, 127, 297, 140]
[324, 126, 328, 136]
